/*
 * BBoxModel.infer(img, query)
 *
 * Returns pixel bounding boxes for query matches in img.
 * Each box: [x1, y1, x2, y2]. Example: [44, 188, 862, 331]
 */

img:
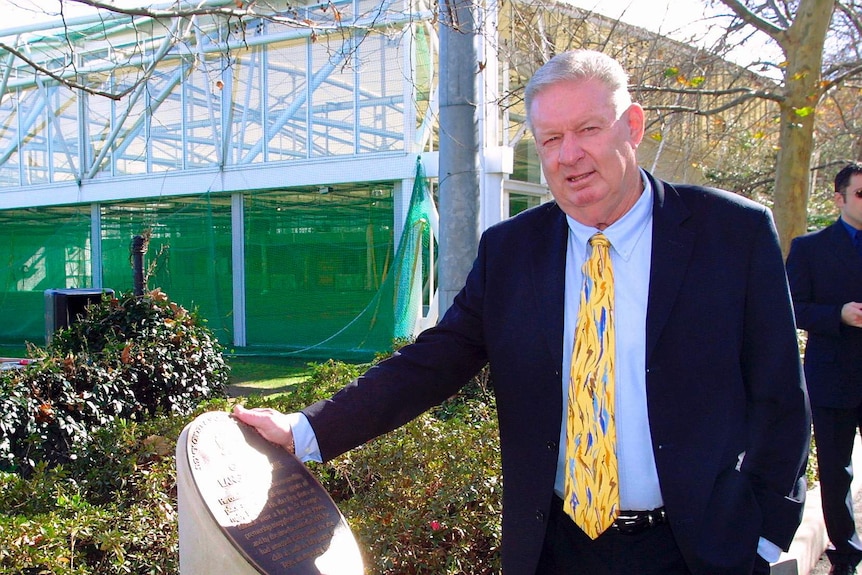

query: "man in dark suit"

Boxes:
[234, 50, 810, 574]
[786, 162, 862, 575]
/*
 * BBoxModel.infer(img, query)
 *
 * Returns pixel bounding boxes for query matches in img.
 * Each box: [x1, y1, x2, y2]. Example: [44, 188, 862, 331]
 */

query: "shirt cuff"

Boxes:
[285, 412, 322, 463]
[757, 537, 782, 563]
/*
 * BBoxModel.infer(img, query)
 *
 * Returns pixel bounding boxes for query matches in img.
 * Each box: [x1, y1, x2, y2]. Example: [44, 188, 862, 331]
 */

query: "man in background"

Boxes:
[787, 162, 862, 575]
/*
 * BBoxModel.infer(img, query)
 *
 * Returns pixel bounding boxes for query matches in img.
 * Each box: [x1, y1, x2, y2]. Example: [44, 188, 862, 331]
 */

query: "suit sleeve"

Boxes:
[740, 210, 810, 549]
[302, 233, 492, 462]
[786, 235, 845, 336]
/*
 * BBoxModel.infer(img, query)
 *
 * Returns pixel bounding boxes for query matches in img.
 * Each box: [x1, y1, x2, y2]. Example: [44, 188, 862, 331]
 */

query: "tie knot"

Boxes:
[590, 233, 610, 249]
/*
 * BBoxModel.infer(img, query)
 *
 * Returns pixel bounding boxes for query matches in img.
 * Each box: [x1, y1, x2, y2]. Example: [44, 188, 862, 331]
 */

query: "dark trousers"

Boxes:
[536, 496, 770, 575]
[812, 404, 862, 566]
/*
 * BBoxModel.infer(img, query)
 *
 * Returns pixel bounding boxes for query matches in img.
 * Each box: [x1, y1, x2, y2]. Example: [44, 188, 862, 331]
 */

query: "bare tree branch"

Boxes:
[637, 83, 784, 104]
[821, 60, 862, 92]
[64, 0, 337, 31]
[763, 0, 792, 28]
[717, 0, 789, 44]
[835, 0, 862, 36]
[0, 41, 135, 100]
[645, 96, 765, 116]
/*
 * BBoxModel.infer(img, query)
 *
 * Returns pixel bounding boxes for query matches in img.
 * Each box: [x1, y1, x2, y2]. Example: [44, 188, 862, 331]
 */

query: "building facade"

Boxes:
[0, 0, 775, 358]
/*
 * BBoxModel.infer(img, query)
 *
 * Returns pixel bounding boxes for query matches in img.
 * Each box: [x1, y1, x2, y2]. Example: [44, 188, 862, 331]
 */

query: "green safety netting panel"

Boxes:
[243, 186, 394, 357]
[393, 160, 436, 340]
[242, 159, 435, 359]
[0, 161, 437, 361]
[0, 206, 93, 345]
[99, 196, 235, 346]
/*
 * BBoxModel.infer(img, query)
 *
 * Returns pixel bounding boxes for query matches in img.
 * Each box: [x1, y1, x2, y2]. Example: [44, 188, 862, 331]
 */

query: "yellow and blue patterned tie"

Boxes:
[563, 232, 619, 539]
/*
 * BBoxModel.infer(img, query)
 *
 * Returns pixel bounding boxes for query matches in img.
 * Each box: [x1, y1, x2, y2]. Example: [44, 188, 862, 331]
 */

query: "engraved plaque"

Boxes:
[182, 411, 363, 575]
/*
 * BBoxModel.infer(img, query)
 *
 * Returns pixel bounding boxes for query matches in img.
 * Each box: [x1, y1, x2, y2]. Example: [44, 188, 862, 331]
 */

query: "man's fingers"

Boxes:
[231, 405, 295, 453]
[232, 404, 273, 422]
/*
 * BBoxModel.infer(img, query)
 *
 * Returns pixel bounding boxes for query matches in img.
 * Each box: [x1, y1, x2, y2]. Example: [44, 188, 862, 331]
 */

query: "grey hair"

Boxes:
[524, 50, 632, 131]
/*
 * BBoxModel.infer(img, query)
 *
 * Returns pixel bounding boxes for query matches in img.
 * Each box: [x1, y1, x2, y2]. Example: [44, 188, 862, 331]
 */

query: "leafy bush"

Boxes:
[333, 407, 501, 573]
[287, 358, 365, 407]
[0, 288, 228, 474]
[0, 400, 229, 575]
[2, 354, 501, 574]
[244, 361, 502, 574]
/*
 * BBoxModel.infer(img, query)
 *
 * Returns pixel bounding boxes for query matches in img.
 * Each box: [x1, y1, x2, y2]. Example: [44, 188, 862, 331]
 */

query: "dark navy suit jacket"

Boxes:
[786, 220, 862, 408]
[304, 171, 810, 574]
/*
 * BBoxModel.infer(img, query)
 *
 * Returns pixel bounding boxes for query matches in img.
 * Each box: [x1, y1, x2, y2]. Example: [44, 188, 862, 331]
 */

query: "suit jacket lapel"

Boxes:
[530, 179, 696, 371]
[827, 220, 862, 273]
[646, 176, 695, 362]
[530, 203, 568, 372]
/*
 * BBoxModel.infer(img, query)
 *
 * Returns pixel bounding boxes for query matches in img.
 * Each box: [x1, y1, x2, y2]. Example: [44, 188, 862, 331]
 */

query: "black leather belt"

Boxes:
[612, 508, 667, 535]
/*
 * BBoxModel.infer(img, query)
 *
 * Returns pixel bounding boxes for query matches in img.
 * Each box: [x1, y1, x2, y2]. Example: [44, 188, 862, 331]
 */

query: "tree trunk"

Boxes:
[772, 0, 834, 255]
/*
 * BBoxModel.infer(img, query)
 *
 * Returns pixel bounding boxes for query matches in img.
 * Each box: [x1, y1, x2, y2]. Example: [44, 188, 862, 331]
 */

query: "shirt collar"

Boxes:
[565, 169, 654, 260]
[839, 217, 861, 240]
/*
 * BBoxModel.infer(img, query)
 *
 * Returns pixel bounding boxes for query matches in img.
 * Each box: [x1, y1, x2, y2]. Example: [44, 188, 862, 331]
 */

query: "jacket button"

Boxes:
[536, 510, 545, 522]
[547, 441, 557, 451]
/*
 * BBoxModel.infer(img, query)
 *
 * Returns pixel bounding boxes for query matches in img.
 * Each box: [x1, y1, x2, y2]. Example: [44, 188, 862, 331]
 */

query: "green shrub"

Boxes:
[0, 289, 228, 474]
[288, 358, 366, 407]
[2, 355, 501, 574]
[0, 405, 216, 575]
[242, 361, 502, 574]
[47, 288, 228, 417]
[332, 407, 501, 573]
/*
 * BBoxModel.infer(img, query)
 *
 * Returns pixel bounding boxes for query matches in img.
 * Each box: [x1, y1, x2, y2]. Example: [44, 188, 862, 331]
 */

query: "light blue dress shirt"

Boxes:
[553, 170, 662, 511]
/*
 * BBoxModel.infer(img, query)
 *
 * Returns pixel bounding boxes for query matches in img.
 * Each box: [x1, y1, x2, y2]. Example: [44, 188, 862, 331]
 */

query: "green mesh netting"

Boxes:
[393, 159, 436, 339]
[242, 186, 396, 357]
[0, 160, 436, 361]
[0, 206, 93, 343]
[100, 195, 235, 345]
[243, 158, 436, 358]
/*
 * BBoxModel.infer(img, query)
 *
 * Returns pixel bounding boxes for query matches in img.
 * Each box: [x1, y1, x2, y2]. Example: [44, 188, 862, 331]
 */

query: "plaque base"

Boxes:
[177, 430, 262, 574]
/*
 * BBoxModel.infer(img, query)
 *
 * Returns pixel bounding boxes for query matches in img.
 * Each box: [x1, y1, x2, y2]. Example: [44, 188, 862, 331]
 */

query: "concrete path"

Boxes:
[808, 479, 862, 575]
[773, 436, 862, 575]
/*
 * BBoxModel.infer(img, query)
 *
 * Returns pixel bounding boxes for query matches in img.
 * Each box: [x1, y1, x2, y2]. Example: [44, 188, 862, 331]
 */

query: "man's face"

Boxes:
[529, 79, 645, 228]
[837, 173, 862, 230]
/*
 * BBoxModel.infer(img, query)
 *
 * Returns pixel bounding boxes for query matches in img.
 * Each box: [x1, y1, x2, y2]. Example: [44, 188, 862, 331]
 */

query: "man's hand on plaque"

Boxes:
[231, 405, 296, 454]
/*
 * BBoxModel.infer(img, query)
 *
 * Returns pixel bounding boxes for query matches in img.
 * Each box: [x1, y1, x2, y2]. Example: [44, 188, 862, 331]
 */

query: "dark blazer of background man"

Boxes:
[786, 162, 862, 574]
[235, 50, 810, 575]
